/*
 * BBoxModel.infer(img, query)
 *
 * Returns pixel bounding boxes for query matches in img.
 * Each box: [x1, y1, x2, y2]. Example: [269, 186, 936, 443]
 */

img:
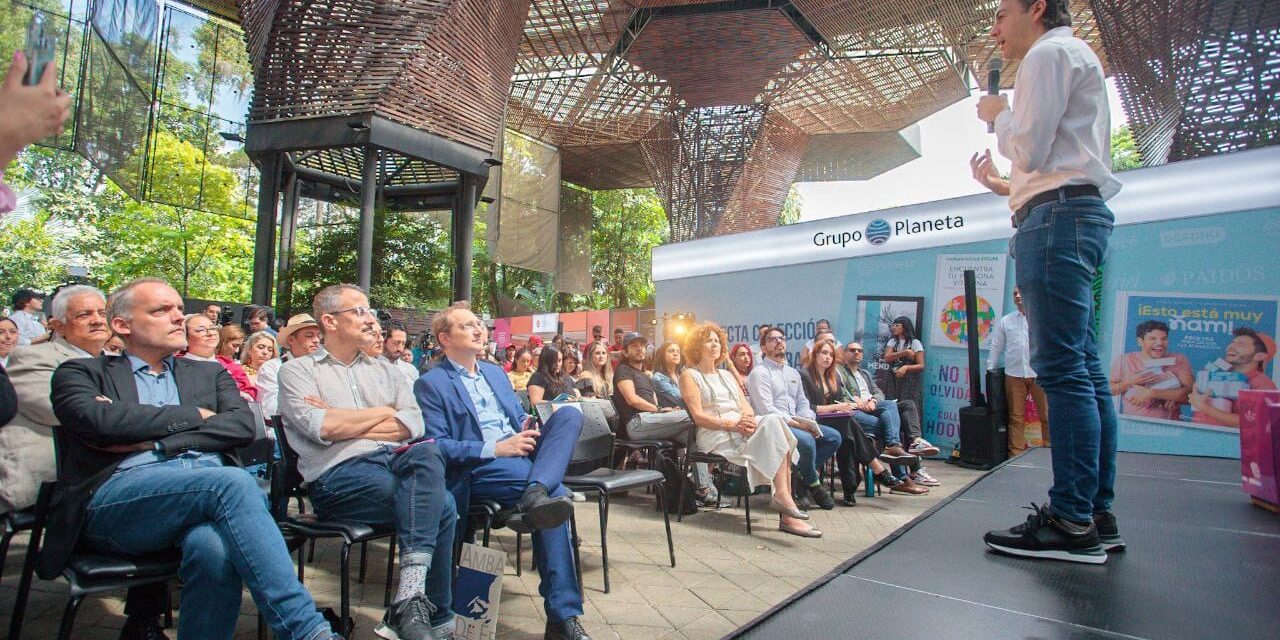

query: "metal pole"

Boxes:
[251, 152, 280, 306]
[357, 147, 377, 291]
[275, 170, 299, 317]
[451, 175, 477, 301]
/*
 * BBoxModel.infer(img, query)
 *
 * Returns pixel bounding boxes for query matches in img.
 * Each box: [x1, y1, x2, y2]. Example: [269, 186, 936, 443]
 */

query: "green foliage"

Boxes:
[589, 188, 667, 309]
[779, 185, 803, 225]
[1111, 125, 1141, 172]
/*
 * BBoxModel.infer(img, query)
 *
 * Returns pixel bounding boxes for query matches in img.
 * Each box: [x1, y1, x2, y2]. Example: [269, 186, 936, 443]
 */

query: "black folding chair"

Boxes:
[678, 450, 753, 533]
[558, 402, 674, 593]
[7, 482, 179, 640]
[273, 422, 397, 636]
[1, 507, 34, 583]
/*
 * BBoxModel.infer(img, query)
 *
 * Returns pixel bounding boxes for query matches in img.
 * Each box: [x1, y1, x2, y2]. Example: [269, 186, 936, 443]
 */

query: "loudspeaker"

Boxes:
[959, 408, 1008, 470]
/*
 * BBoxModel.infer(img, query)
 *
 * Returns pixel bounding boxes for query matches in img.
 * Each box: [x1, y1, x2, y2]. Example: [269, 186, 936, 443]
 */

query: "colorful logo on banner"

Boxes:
[937, 294, 996, 344]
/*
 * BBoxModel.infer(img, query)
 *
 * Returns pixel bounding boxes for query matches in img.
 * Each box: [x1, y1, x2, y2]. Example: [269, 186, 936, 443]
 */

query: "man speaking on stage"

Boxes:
[968, 0, 1124, 564]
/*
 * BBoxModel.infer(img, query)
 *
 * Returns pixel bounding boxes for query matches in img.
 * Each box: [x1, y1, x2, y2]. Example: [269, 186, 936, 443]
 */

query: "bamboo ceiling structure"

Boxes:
[184, 0, 1275, 241]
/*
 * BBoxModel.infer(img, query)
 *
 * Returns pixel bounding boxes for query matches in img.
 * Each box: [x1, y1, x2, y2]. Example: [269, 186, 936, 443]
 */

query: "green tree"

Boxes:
[779, 184, 803, 225]
[1111, 125, 1141, 171]
[590, 189, 667, 309]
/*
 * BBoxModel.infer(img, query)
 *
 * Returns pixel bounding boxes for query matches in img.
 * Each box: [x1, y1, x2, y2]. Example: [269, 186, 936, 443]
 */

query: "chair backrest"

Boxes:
[568, 402, 615, 473]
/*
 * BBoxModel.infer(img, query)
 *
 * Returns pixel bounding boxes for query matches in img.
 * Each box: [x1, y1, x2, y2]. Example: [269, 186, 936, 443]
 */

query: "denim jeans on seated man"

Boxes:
[306, 445, 456, 629]
[787, 423, 841, 485]
[1013, 197, 1117, 524]
[852, 399, 903, 448]
[83, 456, 335, 640]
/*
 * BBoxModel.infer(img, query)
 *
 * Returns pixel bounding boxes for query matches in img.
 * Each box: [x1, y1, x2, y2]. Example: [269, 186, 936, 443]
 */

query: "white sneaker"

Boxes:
[908, 438, 941, 457]
[911, 467, 941, 487]
[571, 491, 587, 502]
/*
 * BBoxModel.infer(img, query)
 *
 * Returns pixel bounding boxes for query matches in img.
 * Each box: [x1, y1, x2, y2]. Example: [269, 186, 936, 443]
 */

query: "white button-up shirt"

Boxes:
[994, 26, 1121, 213]
[745, 356, 816, 421]
[987, 311, 1035, 378]
[9, 310, 44, 346]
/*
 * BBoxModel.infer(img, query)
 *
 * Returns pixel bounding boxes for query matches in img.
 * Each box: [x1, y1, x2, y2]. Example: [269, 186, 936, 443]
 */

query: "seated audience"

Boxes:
[726, 342, 753, 398]
[416, 302, 591, 640]
[1, 285, 109, 516]
[182, 313, 257, 401]
[799, 326, 837, 367]
[561, 348, 581, 379]
[579, 341, 614, 398]
[678, 323, 819, 537]
[240, 330, 277, 389]
[801, 340, 922, 505]
[840, 342, 936, 489]
[746, 326, 842, 511]
[0, 316, 17, 368]
[650, 341, 684, 407]
[383, 322, 423, 386]
[217, 324, 246, 360]
[507, 347, 534, 391]
[279, 284, 456, 640]
[257, 313, 322, 418]
[203, 303, 223, 326]
[0, 366, 12, 426]
[246, 306, 277, 337]
[47, 278, 338, 640]
[612, 332, 718, 507]
[8, 288, 46, 345]
[103, 331, 125, 356]
[528, 346, 580, 405]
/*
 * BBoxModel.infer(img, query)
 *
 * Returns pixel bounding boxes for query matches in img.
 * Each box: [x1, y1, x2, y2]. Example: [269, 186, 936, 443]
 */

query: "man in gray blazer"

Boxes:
[0, 285, 110, 515]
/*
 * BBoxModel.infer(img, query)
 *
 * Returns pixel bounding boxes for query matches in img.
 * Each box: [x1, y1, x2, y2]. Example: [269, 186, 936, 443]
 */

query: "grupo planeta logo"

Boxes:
[865, 218, 892, 245]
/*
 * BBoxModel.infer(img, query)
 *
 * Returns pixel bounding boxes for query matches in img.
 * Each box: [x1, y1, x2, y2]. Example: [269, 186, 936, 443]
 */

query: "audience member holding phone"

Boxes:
[1, 50, 71, 215]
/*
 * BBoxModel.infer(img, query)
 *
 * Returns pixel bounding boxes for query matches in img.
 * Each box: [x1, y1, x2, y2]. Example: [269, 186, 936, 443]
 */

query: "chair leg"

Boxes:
[656, 482, 675, 568]
[515, 532, 522, 576]
[56, 595, 84, 640]
[482, 518, 492, 548]
[257, 612, 268, 640]
[0, 526, 15, 584]
[385, 537, 398, 607]
[8, 524, 41, 640]
[163, 586, 174, 628]
[358, 540, 369, 583]
[598, 493, 610, 594]
[339, 542, 353, 637]
[297, 539, 306, 582]
[740, 467, 752, 534]
[569, 511, 583, 600]
[307, 538, 316, 563]
[676, 455, 691, 523]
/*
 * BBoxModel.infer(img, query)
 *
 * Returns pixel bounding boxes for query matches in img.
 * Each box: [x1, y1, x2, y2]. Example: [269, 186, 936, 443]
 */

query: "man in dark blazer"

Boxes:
[416, 302, 591, 640]
[46, 279, 338, 640]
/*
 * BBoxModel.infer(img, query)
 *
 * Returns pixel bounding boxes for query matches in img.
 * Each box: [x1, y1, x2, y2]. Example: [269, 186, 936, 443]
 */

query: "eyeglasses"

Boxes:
[190, 326, 219, 336]
[333, 306, 374, 318]
[456, 320, 485, 331]
[765, 336, 786, 343]
[848, 347, 863, 352]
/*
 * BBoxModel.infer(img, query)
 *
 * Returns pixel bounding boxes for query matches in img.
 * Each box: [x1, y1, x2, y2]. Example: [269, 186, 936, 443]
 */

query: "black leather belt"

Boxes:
[1013, 184, 1102, 228]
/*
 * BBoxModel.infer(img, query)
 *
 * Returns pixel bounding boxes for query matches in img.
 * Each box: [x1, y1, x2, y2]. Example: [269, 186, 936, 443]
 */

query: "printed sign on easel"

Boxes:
[452, 543, 506, 639]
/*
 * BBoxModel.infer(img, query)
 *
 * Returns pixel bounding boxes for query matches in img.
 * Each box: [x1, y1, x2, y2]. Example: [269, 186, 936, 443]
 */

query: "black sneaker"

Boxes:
[507, 484, 574, 533]
[984, 504, 1107, 565]
[1093, 511, 1126, 552]
[119, 616, 170, 640]
[807, 483, 835, 510]
[375, 594, 435, 640]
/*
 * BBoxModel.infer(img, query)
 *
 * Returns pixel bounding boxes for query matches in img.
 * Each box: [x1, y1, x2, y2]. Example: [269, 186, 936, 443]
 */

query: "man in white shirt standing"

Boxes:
[971, 0, 1122, 564]
[8, 288, 46, 345]
[987, 286, 1049, 458]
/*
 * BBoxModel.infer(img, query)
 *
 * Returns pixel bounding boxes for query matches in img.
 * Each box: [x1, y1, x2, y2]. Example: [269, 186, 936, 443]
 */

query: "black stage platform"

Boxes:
[730, 448, 1280, 639]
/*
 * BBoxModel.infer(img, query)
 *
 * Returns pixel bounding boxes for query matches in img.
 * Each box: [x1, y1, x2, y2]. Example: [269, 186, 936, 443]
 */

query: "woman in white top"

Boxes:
[678, 322, 820, 538]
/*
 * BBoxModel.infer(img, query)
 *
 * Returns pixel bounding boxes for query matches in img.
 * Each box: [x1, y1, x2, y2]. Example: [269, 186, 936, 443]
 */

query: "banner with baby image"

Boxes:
[930, 254, 1006, 350]
[1110, 292, 1280, 432]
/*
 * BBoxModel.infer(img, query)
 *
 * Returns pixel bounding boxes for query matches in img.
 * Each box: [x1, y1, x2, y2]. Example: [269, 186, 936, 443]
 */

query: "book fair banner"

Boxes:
[930, 254, 1006, 350]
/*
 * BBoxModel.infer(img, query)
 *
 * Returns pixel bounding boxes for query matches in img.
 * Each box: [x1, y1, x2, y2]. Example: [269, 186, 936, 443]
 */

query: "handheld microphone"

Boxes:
[987, 55, 1003, 133]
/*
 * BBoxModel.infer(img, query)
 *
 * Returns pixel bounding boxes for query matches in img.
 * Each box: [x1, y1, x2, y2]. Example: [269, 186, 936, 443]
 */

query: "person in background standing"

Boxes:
[988, 286, 1052, 457]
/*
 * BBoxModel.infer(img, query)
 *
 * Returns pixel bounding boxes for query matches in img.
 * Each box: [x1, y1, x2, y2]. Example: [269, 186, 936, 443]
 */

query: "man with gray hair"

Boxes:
[46, 278, 340, 640]
[279, 284, 456, 640]
[1, 285, 110, 515]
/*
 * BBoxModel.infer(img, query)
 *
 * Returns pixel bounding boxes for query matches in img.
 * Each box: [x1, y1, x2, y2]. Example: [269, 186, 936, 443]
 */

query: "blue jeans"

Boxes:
[789, 423, 842, 484]
[853, 399, 902, 447]
[308, 443, 456, 627]
[83, 457, 332, 640]
[1013, 195, 1117, 524]
[467, 406, 583, 623]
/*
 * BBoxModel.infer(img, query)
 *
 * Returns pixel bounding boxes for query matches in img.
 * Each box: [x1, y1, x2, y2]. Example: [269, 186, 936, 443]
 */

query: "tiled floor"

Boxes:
[0, 462, 984, 640]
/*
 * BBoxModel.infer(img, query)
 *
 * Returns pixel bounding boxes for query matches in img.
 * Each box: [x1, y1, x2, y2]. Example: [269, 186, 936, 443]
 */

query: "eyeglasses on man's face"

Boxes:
[334, 306, 374, 318]
[190, 326, 219, 336]
[456, 320, 485, 332]
[765, 335, 786, 343]
[848, 347, 863, 353]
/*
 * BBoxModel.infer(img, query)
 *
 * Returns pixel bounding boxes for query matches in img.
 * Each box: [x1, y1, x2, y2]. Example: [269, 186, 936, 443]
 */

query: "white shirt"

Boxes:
[744, 357, 816, 421]
[994, 26, 1121, 213]
[987, 311, 1035, 378]
[385, 354, 421, 387]
[9, 310, 44, 346]
[256, 357, 284, 418]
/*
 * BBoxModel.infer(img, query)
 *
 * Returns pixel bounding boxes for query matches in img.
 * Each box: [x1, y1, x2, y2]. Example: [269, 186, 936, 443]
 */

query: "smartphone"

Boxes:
[24, 11, 56, 86]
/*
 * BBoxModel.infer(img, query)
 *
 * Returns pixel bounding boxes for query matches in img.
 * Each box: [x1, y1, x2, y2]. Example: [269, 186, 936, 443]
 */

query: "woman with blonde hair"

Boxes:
[678, 322, 819, 538]
[217, 324, 246, 360]
[240, 330, 278, 387]
[579, 341, 614, 398]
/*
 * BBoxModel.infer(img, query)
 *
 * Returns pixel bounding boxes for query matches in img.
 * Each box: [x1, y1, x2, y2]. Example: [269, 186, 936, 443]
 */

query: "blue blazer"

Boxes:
[415, 358, 529, 511]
